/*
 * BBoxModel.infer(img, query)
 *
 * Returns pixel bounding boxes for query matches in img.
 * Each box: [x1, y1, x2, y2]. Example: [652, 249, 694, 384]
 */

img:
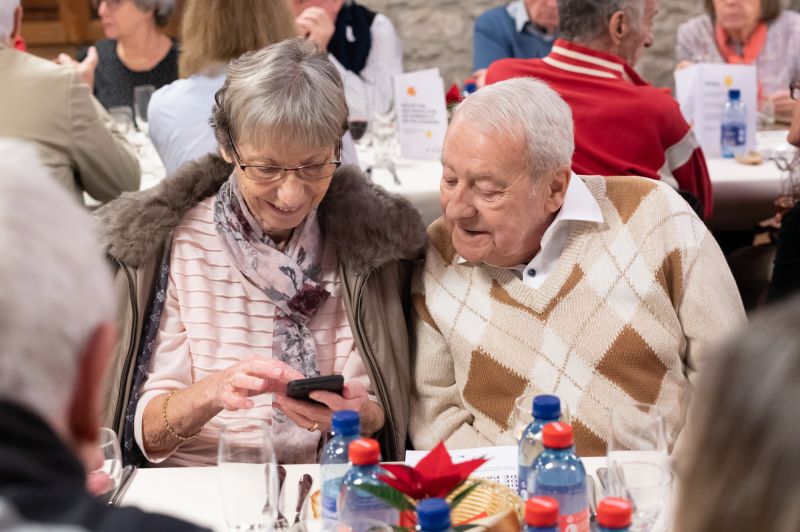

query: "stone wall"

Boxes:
[360, 0, 800, 90]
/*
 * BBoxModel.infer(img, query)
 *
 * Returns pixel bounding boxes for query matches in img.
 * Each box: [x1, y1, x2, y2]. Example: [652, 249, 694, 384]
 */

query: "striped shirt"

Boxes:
[676, 11, 800, 95]
[133, 196, 368, 466]
[486, 39, 713, 217]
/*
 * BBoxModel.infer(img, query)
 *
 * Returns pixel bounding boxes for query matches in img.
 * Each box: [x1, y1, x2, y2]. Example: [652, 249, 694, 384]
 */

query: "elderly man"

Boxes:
[473, 0, 559, 72]
[409, 78, 745, 456]
[0, 140, 203, 531]
[486, 0, 713, 219]
[0, 0, 139, 205]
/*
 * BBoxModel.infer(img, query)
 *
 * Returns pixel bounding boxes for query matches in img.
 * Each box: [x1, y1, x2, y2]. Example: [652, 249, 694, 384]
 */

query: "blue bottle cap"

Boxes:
[728, 89, 741, 100]
[331, 410, 360, 437]
[532, 395, 561, 421]
[417, 498, 451, 531]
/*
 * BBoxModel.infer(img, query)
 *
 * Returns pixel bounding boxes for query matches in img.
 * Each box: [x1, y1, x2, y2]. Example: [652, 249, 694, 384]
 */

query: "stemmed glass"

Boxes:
[89, 427, 123, 506]
[511, 392, 571, 441]
[218, 420, 279, 531]
[606, 402, 671, 532]
[133, 84, 155, 135]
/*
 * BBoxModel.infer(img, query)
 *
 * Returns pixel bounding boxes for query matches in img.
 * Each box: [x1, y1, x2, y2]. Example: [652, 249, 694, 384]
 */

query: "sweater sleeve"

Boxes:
[409, 294, 495, 450]
[678, 231, 746, 387]
[473, 10, 513, 71]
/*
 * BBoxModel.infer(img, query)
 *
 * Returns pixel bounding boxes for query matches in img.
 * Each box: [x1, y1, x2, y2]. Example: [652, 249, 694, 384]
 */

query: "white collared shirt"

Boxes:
[458, 173, 604, 289]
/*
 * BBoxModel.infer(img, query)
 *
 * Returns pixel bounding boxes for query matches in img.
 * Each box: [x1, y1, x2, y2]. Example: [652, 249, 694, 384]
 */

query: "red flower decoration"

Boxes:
[445, 83, 463, 105]
[378, 442, 487, 500]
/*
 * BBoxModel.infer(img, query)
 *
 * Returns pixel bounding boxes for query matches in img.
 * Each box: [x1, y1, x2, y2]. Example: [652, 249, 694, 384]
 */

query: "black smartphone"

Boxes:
[286, 374, 344, 402]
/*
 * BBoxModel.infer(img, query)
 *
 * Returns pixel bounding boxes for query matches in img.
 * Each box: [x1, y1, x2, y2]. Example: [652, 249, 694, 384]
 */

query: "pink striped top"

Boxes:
[133, 196, 368, 466]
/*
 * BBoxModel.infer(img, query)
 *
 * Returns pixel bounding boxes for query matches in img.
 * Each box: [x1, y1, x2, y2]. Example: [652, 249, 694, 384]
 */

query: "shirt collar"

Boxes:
[544, 39, 647, 85]
[506, 0, 557, 40]
[456, 173, 603, 268]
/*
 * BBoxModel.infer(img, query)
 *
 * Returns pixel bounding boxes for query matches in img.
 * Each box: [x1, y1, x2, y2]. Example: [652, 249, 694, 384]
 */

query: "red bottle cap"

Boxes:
[349, 438, 381, 465]
[525, 496, 559, 527]
[542, 422, 573, 449]
[597, 497, 633, 528]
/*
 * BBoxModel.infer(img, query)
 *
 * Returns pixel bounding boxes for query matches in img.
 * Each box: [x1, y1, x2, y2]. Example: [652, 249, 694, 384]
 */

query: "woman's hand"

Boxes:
[295, 7, 335, 51]
[213, 356, 304, 411]
[769, 89, 797, 124]
[55, 46, 98, 89]
[272, 380, 385, 436]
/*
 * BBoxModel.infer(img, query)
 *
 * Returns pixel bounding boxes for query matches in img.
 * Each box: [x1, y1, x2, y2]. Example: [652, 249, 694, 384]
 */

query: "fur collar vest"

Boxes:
[95, 155, 428, 273]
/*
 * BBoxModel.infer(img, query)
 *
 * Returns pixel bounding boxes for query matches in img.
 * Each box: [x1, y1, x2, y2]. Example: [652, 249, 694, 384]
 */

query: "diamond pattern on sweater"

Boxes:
[605, 176, 658, 223]
[596, 325, 668, 405]
[572, 419, 607, 456]
[463, 347, 527, 430]
[490, 265, 584, 321]
[655, 249, 684, 308]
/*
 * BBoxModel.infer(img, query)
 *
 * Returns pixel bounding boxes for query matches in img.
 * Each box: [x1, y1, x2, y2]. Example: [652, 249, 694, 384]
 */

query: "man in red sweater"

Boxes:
[486, 0, 713, 218]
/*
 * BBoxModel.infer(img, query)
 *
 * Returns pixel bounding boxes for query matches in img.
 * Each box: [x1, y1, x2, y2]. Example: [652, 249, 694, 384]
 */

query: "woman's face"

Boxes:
[713, 0, 762, 34]
[225, 140, 337, 243]
[98, 0, 155, 39]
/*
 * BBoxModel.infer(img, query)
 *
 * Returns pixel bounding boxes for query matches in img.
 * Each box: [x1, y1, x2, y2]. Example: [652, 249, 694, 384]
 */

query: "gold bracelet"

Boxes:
[162, 391, 201, 442]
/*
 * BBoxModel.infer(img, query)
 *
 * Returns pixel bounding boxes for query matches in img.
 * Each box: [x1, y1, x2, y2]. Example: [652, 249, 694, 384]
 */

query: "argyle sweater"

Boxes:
[409, 175, 745, 456]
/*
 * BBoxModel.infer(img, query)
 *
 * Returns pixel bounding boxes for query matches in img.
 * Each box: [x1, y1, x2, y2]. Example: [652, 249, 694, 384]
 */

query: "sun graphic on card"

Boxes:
[425, 131, 433, 139]
[406, 86, 417, 96]
[723, 75, 734, 87]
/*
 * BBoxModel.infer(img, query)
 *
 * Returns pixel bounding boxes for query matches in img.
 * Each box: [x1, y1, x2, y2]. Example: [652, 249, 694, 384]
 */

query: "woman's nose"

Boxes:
[275, 173, 308, 208]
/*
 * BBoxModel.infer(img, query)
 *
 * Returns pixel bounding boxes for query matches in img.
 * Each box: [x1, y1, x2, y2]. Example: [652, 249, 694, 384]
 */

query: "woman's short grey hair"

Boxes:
[557, 0, 644, 43]
[212, 38, 348, 156]
[451, 77, 574, 181]
[674, 296, 800, 532]
[133, 0, 175, 27]
[0, 138, 114, 425]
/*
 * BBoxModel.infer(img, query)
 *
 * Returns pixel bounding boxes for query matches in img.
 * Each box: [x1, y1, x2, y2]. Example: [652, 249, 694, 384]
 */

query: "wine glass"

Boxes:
[218, 420, 279, 531]
[511, 392, 571, 441]
[606, 402, 670, 531]
[108, 106, 134, 135]
[89, 427, 123, 505]
[133, 85, 155, 135]
[348, 99, 370, 146]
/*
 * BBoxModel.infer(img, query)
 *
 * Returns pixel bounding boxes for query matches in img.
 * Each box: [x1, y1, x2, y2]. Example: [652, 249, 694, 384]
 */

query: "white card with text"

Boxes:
[393, 68, 448, 160]
[405, 445, 519, 492]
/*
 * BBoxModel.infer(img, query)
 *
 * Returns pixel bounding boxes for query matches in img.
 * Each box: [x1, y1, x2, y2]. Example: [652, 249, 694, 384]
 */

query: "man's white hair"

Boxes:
[452, 77, 575, 180]
[0, 0, 20, 43]
[0, 138, 114, 425]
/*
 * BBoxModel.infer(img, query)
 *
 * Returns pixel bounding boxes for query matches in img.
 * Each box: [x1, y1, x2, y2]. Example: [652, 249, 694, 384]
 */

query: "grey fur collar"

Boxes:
[95, 155, 427, 273]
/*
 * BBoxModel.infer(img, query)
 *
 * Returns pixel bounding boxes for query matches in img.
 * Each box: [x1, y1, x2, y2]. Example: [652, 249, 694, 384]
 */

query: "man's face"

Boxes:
[439, 118, 561, 267]
[618, 0, 658, 66]
[713, 0, 761, 34]
[525, 0, 559, 33]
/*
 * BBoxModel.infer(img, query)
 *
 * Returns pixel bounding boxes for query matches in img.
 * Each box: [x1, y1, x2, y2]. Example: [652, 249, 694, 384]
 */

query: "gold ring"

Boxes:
[307, 422, 319, 432]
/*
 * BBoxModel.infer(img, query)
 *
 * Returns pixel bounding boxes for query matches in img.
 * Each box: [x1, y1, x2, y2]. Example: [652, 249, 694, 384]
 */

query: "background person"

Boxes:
[0, 0, 139, 204]
[676, 0, 800, 123]
[0, 138, 205, 532]
[56, 0, 178, 110]
[96, 39, 426, 466]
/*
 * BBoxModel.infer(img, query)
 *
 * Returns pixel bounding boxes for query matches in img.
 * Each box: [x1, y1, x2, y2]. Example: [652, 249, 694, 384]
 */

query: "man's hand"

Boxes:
[296, 7, 335, 51]
[768, 89, 797, 124]
[55, 46, 98, 89]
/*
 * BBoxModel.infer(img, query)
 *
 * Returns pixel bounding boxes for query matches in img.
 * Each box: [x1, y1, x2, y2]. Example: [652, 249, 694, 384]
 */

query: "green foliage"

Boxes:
[354, 484, 415, 512]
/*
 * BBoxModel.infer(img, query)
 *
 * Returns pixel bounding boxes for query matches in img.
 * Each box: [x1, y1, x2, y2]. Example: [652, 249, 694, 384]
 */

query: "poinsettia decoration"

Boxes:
[355, 442, 487, 528]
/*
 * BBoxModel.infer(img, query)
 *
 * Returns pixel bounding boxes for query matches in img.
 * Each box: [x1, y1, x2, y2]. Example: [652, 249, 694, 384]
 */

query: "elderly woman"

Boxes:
[676, 0, 800, 122]
[96, 38, 426, 465]
[148, 0, 300, 175]
[57, 0, 177, 110]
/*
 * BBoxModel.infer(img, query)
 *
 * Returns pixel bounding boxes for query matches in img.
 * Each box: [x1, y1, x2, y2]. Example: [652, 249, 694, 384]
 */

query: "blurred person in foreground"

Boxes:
[96, 39, 426, 466]
[472, 0, 558, 87]
[676, 0, 799, 124]
[0, 139, 205, 531]
[149, 0, 359, 176]
[289, 0, 403, 118]
[409, 78, 745, 456]
[0, 0, 139, 204]
[487, 0, 714, 220]
[674, 294, 800, 532]
[56, 0, 178, 110]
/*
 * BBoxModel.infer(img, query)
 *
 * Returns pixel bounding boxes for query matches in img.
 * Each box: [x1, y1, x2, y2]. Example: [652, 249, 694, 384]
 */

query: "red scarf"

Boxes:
[715, 22, 768, 64]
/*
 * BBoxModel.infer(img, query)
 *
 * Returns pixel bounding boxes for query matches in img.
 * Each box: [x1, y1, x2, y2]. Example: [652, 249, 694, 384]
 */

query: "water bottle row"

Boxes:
[526, 495, 632, 531]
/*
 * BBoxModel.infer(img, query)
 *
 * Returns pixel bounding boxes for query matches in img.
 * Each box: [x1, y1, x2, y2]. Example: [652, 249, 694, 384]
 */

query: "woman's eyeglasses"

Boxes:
[227, 129, 341, 184]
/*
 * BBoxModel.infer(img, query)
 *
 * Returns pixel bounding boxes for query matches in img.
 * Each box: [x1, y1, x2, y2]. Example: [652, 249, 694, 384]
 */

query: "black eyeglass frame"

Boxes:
[226, 128, 342, 184]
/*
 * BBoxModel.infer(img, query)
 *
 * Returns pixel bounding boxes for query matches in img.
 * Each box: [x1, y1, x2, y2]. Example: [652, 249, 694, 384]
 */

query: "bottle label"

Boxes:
[558, 509, 590, 532]
[721, 123, 746, 146]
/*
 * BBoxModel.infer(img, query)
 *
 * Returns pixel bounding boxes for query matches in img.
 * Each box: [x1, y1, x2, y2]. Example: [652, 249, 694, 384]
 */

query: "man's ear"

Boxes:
[12, 5, 23, 40]
[545, 167, 571, 213]
[608, 10, 629, 48]
[67, 323, 116, 447]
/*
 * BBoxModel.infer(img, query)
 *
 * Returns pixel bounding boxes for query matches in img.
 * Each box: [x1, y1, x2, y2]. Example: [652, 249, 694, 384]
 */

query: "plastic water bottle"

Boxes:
[321, 410, 361, 530]
[339, 438, 398, 531]
[462, 79, 477, 99]
[417, 498, 455, 532]
[518, 395, 562, 499]
[720, 88, 747, 158]
[597, 497, 633, 531]
[525, 496, 559, 532]
[528, 422, 589, 531]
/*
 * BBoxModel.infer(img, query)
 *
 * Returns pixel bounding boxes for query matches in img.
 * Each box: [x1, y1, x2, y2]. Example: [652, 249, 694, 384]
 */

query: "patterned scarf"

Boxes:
[715, 22, 768, 65]
[214, 174, 330, 463]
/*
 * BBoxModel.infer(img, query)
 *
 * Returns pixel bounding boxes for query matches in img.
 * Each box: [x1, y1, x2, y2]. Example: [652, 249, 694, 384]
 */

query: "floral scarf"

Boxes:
[214, 174, 330, 463]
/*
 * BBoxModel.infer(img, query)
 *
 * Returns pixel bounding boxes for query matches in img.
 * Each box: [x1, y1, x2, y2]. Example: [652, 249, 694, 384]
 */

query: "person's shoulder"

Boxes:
[4, 49, 77, 87]
[486, 56, 546, 82]
[678, 13, 712, 34]
[475, 4, 513, 29]
[92, 39, 117, 57]
[773, 9, 800, 31]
